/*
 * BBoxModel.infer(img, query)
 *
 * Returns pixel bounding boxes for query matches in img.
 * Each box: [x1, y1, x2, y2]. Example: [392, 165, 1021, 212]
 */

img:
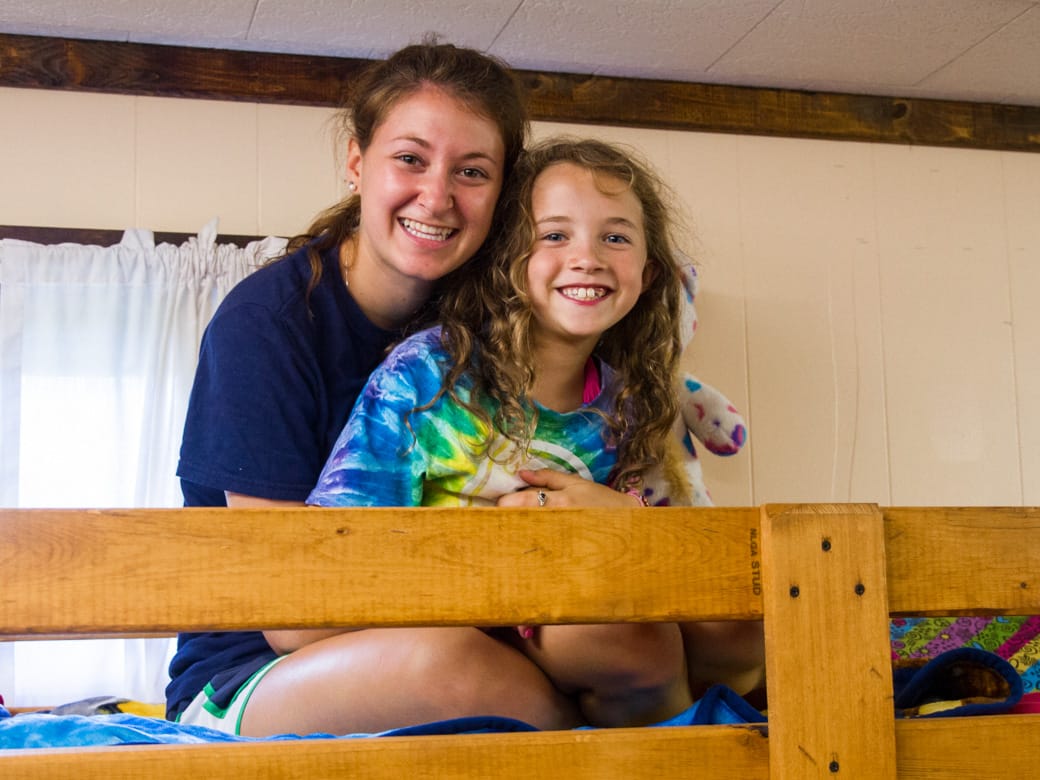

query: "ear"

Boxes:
[641, 258, 658, 292]
[345, 137, 363, 188]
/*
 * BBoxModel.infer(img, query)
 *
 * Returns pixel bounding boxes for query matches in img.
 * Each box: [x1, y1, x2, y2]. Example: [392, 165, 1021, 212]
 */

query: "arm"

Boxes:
[179, 301, 332, 502]
[227, 491, 347, 649]
[264, 627, 361, 655]
[307, 345, 430, 508]
[307, 331, 456, 507]
[225, 492, 306, 508]
[268, 347, 432, 651]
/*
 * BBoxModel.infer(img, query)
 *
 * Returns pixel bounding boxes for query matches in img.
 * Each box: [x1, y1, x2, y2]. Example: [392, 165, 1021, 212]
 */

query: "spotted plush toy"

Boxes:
[644, 261, 747, 506]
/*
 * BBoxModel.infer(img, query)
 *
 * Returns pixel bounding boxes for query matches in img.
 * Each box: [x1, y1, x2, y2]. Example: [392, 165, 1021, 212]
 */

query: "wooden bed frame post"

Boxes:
[761, 503, 897, 779]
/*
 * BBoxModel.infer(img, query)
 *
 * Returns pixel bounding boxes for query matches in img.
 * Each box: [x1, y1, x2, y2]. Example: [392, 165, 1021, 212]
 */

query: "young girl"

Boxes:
[307, 138, 696, 726]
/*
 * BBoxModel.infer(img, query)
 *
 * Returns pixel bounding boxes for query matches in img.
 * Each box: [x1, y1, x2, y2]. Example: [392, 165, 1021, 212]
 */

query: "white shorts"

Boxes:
[175, 655, 286, 735]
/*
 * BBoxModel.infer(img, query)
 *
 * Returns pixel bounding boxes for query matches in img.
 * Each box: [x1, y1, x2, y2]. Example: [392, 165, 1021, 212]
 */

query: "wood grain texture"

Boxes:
[0, 33, 355, 105]
[0, 725, 770, 780]
[895, 716, 1040, 779]
[0, 506, 763, 637]
[0, 225, 267, 247]
[883, 507, 1040, 616]
[2, 504, 1039, 776]
[521, 71, 1040, 152]
[761, 503, 897, 779]
[1, 33, 1037, 152]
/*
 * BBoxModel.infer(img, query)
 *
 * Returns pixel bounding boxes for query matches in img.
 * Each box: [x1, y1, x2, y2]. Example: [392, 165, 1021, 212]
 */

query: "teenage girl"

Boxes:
[169, 41, 595, 738]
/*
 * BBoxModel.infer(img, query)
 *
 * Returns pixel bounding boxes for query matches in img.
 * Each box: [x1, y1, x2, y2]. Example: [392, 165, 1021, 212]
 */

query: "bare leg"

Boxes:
[239, 626, 582, 736]
[516, 622, 693, 727]
[680, 620, 766, 698]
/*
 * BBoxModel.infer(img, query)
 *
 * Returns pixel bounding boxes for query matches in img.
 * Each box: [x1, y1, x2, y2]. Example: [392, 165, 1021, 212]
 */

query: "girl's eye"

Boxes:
[605, 233, 632, 244]
[396, 154, 422, 166]
[541, 232, 566, 242]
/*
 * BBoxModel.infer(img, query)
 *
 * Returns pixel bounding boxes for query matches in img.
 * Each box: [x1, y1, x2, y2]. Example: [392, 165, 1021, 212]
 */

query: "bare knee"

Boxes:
[571, 623, 688, 689]
[680, 620, 766, 695]
[681, 620, 764, 666]
[540, 623, 691, 727]
[410, 629, 581, 730]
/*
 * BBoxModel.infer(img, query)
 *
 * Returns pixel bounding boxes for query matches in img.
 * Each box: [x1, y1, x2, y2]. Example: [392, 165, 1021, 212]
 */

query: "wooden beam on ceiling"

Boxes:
[1, 33, 1037, 152]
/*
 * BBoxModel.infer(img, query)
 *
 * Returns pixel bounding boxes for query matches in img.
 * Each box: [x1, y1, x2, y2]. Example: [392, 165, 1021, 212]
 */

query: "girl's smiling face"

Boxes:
[525, 161, 652, 353]
[346, 85, 505, 305]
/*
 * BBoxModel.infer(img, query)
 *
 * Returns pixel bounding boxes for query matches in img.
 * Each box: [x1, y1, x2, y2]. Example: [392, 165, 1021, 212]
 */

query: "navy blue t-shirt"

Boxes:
[167, 242, 398, 720]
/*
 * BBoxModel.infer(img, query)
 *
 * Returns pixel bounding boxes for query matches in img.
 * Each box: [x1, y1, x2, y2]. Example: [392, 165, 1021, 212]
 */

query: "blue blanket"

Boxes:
[2, 645, 1025, 750]
[1, 685, 761, 748]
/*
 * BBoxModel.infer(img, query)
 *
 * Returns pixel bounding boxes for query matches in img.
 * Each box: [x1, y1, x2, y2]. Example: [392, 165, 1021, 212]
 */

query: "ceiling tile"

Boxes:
[0, 0, 258, 44]
[247, 0, 520, 58]
[489, 0, 780, 80]
[918, 3, 1040, 105]
[711, 0, 1035, 91]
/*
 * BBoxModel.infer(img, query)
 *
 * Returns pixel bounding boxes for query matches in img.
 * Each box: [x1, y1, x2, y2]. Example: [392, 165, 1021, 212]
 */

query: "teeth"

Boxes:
[561, 287, 607, 300]
[401, 218, 454, 240]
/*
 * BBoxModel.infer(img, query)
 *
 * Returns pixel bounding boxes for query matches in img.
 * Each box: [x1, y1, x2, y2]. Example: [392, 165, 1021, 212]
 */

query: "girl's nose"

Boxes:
[418, 174, 454, 213]
[569, 241, 605, 272]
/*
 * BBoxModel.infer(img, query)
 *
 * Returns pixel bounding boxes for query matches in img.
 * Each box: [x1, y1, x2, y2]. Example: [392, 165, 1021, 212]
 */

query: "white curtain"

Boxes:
[0, 220, 286, 706]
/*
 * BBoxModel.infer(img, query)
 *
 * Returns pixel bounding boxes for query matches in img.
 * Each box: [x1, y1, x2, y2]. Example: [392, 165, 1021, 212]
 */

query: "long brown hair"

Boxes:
[286, 39, 529, 308]
[436, 138, 687, 491]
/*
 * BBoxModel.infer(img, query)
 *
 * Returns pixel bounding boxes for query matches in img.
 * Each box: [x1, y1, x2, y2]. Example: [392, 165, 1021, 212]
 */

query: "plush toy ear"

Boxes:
[679, 374, 747, 456]
[676, 257, 747, 453]
[677, 257, 700, 350]
[650, 256, 746, 507]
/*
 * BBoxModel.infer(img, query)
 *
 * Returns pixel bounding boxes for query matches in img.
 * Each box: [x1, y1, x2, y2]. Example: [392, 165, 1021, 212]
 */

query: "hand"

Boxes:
[496, 469, 643, 508]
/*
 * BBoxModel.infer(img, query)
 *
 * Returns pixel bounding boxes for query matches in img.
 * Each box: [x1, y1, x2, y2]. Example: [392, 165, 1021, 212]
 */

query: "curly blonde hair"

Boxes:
[434, 137, 687, 491]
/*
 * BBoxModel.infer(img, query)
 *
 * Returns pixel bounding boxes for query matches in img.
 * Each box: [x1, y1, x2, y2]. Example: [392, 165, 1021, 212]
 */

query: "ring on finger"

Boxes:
[537, 490, 548, 507]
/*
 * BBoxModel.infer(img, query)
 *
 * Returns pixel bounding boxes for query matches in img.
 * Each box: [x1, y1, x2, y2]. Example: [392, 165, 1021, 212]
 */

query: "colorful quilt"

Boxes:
[891, 616, 1040, 693]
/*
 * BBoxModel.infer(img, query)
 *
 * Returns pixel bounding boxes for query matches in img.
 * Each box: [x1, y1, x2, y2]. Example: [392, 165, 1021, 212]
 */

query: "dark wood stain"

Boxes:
[0, 225, 267, 247]
[2, 33, 1038, 152]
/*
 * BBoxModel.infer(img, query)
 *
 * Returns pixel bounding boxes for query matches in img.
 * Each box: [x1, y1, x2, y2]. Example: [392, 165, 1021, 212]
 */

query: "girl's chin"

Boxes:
[392, 248, 473, 279]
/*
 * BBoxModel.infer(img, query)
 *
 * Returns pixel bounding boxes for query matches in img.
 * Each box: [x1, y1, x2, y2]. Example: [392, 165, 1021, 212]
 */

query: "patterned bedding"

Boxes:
[892, 616, 1039, 692]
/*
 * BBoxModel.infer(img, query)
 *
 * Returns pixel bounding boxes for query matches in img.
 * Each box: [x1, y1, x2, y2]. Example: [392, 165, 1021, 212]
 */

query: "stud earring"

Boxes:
[347, 181, 357, 193]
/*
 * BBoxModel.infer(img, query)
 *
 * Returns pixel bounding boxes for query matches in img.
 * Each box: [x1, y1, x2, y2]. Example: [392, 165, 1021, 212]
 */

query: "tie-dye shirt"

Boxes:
[307, 327, 621, 507]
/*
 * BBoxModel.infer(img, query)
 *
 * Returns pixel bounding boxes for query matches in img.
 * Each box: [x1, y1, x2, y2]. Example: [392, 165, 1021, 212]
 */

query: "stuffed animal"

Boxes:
[644, 262, 747, 506]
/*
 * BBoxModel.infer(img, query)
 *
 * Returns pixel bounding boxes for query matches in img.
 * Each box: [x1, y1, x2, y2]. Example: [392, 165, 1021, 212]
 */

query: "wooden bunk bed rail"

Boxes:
[1, 503, 1037, 779]
[0, 506, 763, 636]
